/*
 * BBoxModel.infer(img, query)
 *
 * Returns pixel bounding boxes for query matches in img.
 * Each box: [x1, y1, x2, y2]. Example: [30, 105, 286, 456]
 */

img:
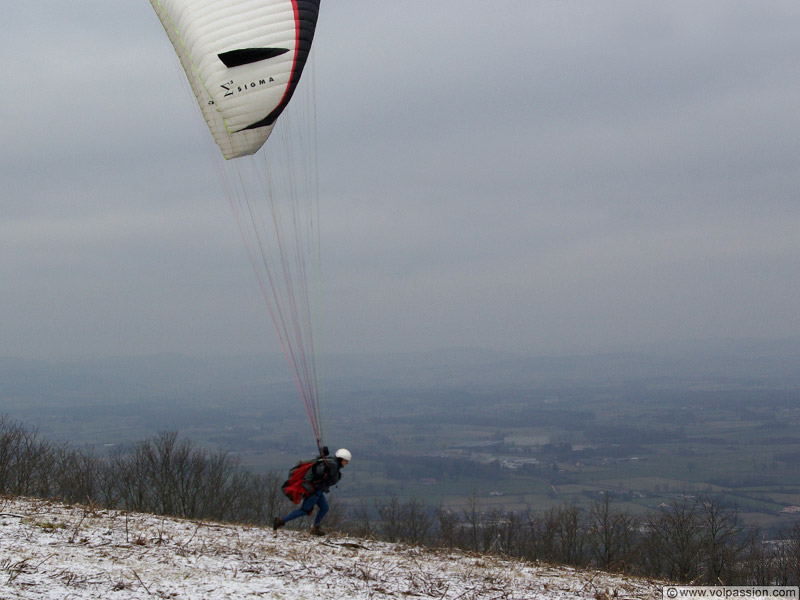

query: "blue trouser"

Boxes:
[282, 490, 329, 526]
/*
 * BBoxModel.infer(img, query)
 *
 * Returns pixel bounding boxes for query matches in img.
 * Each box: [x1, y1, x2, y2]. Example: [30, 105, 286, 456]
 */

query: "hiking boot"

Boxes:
[310, 524, 325, 536]
[273, 517, 285, 532]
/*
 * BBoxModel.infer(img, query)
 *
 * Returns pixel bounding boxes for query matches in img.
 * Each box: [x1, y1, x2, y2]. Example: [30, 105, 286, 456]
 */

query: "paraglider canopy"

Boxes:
[149, 0, 320, 158]
[148, 0, 327, 451]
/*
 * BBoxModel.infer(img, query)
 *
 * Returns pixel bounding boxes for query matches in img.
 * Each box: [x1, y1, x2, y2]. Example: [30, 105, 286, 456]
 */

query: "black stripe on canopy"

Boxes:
[218, 47, 290, 68]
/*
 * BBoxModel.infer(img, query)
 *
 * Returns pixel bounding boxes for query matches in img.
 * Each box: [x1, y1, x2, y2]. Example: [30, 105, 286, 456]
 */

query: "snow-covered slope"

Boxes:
[0, 497, 660, 599]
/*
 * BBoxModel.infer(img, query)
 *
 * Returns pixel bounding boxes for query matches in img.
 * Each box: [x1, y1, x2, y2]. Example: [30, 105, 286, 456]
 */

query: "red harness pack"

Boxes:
[281, 459, 316, 504]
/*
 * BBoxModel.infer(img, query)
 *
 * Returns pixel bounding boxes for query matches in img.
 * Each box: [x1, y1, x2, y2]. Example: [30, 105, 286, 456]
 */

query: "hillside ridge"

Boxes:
[0, 496, 661, 599]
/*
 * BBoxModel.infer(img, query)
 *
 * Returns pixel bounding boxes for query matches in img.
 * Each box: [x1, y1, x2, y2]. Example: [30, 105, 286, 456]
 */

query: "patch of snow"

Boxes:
[0, 496, 660, 599]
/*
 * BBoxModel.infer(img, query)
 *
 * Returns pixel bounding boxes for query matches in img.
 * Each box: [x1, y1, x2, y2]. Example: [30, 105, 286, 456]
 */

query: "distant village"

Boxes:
[417, 439, 800, 519]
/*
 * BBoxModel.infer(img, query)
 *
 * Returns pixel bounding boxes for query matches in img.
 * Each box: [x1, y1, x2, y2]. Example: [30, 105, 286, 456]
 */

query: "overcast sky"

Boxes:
[3, 1, 800, 361]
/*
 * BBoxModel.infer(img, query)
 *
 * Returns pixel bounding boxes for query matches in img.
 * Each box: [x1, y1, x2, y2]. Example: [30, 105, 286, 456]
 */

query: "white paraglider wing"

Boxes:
[149, 0, 327, 450]
[149, 0, 320, 159]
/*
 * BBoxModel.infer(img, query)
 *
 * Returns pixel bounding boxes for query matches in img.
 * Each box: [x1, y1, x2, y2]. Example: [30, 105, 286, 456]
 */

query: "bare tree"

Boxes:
[376, 495, 404, 542]
[52, 445, 103, 504]
[522, 511, 556, 562]
[548, 503, 587, 566]
[643, 497, 702, 582]
[698, 496, 743, 584]
[588, 494, 637, 572]
[787, 521, 800, 585]
[462, 491, 482, 552]
[437, 506, 460, 549]
[496, 510, 525, 557]
[0, 416, 25, 493]
[247, 470, 285, 525]
[111, 444, 151, 512]
[401, 497, 433, 545]
[9, 423, 53, 497]
[144, 431, 187, 516]
[738, 529, 775, 585]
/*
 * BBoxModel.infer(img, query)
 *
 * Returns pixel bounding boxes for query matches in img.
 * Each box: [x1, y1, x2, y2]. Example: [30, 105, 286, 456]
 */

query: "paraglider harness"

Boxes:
[281, 446, 332, 507]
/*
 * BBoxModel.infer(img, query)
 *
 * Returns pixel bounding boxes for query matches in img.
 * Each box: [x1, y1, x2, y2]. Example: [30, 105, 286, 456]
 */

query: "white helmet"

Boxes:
[335, 448, 352, 462]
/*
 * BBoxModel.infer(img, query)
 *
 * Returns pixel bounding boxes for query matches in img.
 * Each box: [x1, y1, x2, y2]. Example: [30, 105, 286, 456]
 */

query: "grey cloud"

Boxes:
[3, 1, 800, 359]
